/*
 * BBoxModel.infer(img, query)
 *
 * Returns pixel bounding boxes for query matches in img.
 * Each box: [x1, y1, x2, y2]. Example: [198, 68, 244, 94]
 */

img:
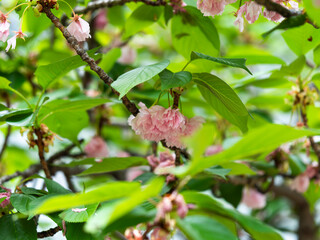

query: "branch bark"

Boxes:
[34, 128, 51, 179]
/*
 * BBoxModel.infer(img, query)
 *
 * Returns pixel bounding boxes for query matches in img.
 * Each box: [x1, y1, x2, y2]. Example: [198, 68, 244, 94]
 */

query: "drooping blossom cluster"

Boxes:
[84, 136, 109, 159]
[155, 192, 189, 222]
[241, 187, 266, 209]
[290, 165, 318, 193]
[0, 186, 11, 208]
[129, 102, 204, 148]
[67, 14, 91, 42]
[197, 0, 299, 32]
[147, 152, 176, 183]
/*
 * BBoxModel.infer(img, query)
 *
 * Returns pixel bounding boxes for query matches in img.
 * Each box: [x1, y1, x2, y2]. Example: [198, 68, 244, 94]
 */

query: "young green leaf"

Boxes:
[111, 60, 170, 98]
[159, 69, 192, 90]
[190, 52, 252, 74]
[59, 203, 99, 223]
[0, 215, 37, 240]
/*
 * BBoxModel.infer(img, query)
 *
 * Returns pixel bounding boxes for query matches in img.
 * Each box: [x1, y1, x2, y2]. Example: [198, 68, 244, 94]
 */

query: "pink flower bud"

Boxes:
[175, 194, 188, 219]
[94, 9, 108, 30]
[124, 228, 143, 240]
[126, 167, 144, 181]
[205, 145, 223, 156]
[291, 174, 310, 193]
[67, 14, 91, 42]
[242, 188, 266, 209]
[84, 136, 108, 158]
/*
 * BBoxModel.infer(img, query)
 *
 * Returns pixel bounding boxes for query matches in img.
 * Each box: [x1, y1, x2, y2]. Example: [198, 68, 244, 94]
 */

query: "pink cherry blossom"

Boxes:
[94, 9, 108, 30]
[147, 152, 176, 183]
[150, 228, 169, 240]
[129, 102, 204, 148]
[118, 46, 137, 65]
[0, 11, 9, 42]
[242, 187, 266, 209]
[124, 228, 143, 240]
[197, 0, 236, 17]
[205, 145, 223, 156]
[291, 174, 310, 193]
[67, 14, 91, 42]
[234, 4, 247, 32]
[84, 136, 108, 158]
[72, 208, 87, 213]
[6, 29, 27, 52]
[0, 186, 11, 208]
[245, 1, 262, 23]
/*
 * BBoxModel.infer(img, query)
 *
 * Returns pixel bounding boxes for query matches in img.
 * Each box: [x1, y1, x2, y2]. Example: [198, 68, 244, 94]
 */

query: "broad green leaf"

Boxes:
[39, 98, 109, 122]
[59, 203, 99, 223]
[124, 5, 163, 38]
[78, 157, 148, 176]
[304, 0, 320, 26]
[220, 162, 256, 176]
[191, 52, 252, 74]
[182, 191, 283, 240]
[314, 45, 320, 66]
[99, 48, 121, 72]
[85, 177, 164, 233]
[10, 194, 37, 215]
[171, 6, 219, 59]
[5, 112, 33, 127]
[0, 77, 15, 91]
[174, 124, 320, 177]
[0, 103, 9, 111]
[35, 48, 101, 89]
[262, 14, 306, 38]
[177, 215, 238, 240]
[159, 69, 192, 90]
[0, 215, 37, 240]
[193, 73, 249, 132]
[44, 178, 72, 194]
[20, 187, 46, 196]
[0, 109, 33, 122]
[282, 24, 320, 56]
[111, 60, 170, 98]
[35, 182, 140, 214]
[65, 222, 97, 240]
[204, 166, 231, 180]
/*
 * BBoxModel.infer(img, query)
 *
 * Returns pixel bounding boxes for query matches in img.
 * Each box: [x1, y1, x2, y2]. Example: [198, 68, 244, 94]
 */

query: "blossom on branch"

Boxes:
[67, 14, 91, 42]
[84, 136, 108, 158]
[128, 102, 204, 148]
[5, 29, 27, 52]
[0, 11, 9, 42]
[197, 0, 236, 17]
[0, 186, 11, 208]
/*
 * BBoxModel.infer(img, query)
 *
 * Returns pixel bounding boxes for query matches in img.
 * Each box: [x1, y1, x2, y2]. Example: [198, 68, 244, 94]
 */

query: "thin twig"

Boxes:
[34, 128, 52, 179]
[37, 226, 62, 238]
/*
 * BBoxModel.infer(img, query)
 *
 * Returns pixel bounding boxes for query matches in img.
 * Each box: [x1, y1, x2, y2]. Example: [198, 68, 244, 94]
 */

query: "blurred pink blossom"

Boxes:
[0, 186, 11, 208]
[0, 11, 9, 42]
[6, 29, 27, 52]
[234, 1, 261, 32]
[124, 228, 143, 240]
[150, 228, 170, 240]
[205, 145, 223, 156]
[67, 14, 91, 42]
[315, 0, 320, 6]
[126, 167, 144, 181]
[84, 136, 108, 158]
[129, 102, 204, 148]
[242, 188, 266, 209]
[118, 46, 137, 65]
[85, 89, 100, 98]
[147, 152, 176, 183]
[197, 0, 236, 17]
[94, 9, 108, 30]
[291, 174, 310, 193]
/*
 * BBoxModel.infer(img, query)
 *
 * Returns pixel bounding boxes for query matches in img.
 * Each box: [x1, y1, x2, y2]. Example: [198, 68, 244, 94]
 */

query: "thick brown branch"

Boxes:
[254, 0, 300, 18]
[75, 0, 167, 14]
[37, 226, 62, 238]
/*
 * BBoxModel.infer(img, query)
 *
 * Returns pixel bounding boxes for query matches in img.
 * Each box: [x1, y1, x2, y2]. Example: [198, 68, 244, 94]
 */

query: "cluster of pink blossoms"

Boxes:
[0, 11, 27, 52]
[0, 186, 11, 208]
[197, 0, 299, 32]
[129, 102, 204, 148]
[147, 152, 176, 183]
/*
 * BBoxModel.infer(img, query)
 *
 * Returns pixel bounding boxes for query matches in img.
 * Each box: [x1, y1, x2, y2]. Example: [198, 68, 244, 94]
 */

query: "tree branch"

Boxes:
[37, 226, 62, 238]
[75, 0, 167, 14]
[34, 128, 52, 179]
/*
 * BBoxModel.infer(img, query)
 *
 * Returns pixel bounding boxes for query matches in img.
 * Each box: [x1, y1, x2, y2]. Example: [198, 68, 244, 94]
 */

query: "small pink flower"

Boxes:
[72, 208, 87, 213]
[197, 0, 236, 17]
[126, 167, 144, 181]
[84, 136, 108, 158]
[118, 46, 137, 65]
[150, 228, 169, 240]
[6, 29, 27, 52]
[175, 193, 188, 218]
[67, 14, 91, 42]
[94, 9, 108, 30]
[117, 151, 130, 158]
[245, 1, 262, 24]
[205, 145, 223, 156]
[242, 188, 266, 209]
[124, 228, 143, 240]
[0, 186, 11, 208]
[234, 4, 247, 32]
[0, 11, 9, 42]
[85, 89, 100, 98]
[291, 174, 310, 193]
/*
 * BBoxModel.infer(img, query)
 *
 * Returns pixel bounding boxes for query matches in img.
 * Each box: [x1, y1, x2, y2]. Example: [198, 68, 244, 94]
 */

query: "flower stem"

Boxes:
[6, 3, 30, 15]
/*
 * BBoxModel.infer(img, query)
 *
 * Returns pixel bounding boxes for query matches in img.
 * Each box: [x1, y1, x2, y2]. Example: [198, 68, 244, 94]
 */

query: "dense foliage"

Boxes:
[0, 0, 320, 239]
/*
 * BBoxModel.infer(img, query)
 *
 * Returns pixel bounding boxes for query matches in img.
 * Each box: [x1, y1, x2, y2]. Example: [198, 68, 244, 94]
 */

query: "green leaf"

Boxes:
[190, 52, 252, 74]
[220, 162, 256, 176]
[35, 182, 140, 214]
[159, 69, 192, 90]
[204, 166, 231, 180]
[174, 124, 320, 177]
[182, 192, 283, 240]
[35, 48, 102, 89]
[0, 77, 15, 91]
[20, 187, 46, 196]
[44, 178, 72, 194]
[0, 109, 33, 122]
[65, 222, 96, 240]
[193, 73, 249, 132]
[10, 194, 37, 215]
[5, 112, 33, 127]
[262, 14, 306, 38]
[282, 24, 320, 56]
[0, 103, 9, 111]
[124, 5, 164, 38]
[111, 60, 170, 98]
[85, 177, 164, 233]
[78, 157, 148, 176]
[0, 215, 37, 240]
[171, 6, 219, 59]
[99, 48, 121, 73]
[304, 0, 320, 26]
[59, 203, 99, 223]
[177, 215, 238, 240]
[314, 45, 320, 66]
